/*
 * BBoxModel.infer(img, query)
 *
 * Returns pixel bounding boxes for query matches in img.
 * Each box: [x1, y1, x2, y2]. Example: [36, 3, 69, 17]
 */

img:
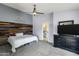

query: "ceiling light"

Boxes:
[33, 12, 36, 16]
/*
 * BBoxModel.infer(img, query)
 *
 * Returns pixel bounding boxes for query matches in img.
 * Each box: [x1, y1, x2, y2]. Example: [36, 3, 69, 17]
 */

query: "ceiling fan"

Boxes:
[32, 4, 44, 16]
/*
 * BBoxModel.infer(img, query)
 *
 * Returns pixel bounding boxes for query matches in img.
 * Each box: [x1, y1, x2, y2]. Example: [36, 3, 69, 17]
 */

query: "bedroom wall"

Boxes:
[33, 13, 53, 43]
[0, 4, 32, 24]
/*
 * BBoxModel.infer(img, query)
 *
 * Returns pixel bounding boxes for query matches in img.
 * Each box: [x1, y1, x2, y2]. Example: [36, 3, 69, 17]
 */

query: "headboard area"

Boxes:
[0, 21, 33, 36]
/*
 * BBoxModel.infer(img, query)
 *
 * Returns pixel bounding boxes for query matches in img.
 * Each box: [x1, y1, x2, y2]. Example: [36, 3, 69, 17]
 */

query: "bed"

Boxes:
[8, 33, 38, 53]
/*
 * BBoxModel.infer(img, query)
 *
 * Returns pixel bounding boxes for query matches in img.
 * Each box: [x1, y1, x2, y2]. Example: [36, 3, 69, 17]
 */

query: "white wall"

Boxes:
[33, 13, 53, 43]
[49, 13, 53, 43]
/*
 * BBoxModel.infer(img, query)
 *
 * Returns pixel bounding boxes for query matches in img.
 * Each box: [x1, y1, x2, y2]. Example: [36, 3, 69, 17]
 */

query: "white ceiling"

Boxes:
[3, 3, 79, 14]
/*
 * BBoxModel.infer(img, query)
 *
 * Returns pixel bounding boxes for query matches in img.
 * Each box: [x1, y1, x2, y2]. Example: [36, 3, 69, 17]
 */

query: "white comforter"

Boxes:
[8, 35, 38, 52]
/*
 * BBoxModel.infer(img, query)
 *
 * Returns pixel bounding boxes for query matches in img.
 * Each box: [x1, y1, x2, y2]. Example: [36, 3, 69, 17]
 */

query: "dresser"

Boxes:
[54, 35, 79, 54]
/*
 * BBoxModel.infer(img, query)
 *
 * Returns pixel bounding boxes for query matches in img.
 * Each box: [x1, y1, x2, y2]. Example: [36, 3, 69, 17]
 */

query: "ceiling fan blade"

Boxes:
[36, 12, 44, 14]
[25, 12, 33, 14]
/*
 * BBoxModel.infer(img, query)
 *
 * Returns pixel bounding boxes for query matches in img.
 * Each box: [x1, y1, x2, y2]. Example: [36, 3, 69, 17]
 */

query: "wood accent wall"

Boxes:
[0, 21, 33, 36]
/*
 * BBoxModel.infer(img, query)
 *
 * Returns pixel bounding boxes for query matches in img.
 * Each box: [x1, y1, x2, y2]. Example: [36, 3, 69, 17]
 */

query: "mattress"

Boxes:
[8, 35, 38, 48]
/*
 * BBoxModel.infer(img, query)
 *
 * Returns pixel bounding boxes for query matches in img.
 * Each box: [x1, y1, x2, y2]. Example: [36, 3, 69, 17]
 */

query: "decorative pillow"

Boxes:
[16, 33, 23, 36]
[9, 33, 16, 36]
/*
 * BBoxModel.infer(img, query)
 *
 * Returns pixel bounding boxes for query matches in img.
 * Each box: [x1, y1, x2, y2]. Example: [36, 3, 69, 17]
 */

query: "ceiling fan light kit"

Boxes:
[33, 12, 36, 16]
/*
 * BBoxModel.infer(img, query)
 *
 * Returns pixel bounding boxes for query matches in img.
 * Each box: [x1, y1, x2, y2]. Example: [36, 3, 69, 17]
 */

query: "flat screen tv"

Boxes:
[58, 24, 79, 35]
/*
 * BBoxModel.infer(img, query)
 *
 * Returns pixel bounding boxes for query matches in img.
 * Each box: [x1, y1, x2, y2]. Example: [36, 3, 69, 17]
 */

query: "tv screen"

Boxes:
[58, 24, 79, 35]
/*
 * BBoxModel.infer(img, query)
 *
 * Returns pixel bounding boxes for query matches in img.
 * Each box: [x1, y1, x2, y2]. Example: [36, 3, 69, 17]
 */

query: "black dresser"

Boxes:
[54, 35, 79, 54]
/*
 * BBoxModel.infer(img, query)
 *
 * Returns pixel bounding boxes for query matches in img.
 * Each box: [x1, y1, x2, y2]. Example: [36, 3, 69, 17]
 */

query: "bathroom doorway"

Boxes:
[42, 23, 49, 42]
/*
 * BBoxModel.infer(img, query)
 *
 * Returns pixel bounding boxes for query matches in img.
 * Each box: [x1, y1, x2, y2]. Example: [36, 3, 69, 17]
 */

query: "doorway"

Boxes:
[42, 23, 49, 42]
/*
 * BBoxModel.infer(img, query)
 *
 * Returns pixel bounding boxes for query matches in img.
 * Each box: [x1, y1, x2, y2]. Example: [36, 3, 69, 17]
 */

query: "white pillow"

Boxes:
[16, 33, 23, 36]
